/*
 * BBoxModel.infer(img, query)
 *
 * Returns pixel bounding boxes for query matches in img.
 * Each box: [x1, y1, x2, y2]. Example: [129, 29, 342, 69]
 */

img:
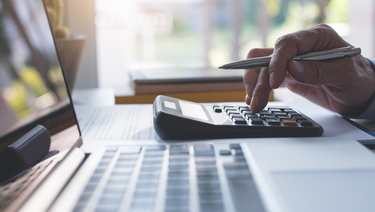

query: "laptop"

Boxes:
[1, 0, 375, 211]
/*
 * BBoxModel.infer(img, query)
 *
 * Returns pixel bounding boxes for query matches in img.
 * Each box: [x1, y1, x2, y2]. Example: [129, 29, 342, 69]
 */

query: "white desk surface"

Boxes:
[72, 88, 115, 106]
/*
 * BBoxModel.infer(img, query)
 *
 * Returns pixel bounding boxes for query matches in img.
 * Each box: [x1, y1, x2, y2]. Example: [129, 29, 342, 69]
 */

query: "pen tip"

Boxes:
[218, 66, 223, 69]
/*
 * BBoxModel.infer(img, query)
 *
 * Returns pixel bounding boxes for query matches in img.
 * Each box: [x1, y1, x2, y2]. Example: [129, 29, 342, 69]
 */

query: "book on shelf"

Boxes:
[128, 67, 244, 94]
[130, 80, 245, 94]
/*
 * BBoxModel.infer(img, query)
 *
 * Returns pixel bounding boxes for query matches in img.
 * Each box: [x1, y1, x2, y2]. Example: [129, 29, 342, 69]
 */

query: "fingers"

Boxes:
[244, 24, 375, 116]
[243, 48, 273, 111]
[269, 24, 350, 88]
[283, 74, 326, 104]
[244, 24, 354, 113]
[249, 69, 272, 112]
[287, 59, 350, 86]
[283, 55, 375, 116]
[243, 69, 259, 104]
[243, 67, 272, 112]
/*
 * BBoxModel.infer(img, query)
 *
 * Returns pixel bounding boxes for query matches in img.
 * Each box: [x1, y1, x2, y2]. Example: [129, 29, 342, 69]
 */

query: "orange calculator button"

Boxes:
[282, 119, 297, 126]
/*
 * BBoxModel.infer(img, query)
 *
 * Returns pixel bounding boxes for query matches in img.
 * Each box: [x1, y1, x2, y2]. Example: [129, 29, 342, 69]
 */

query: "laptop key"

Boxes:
[200, 201, 224, 212]
[194, 144, 215, 156]
[224, 164, 265, 212]
[170, 145, 189, 155]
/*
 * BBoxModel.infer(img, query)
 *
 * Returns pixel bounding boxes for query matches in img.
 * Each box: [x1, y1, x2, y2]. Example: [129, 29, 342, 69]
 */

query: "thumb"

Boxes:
[288, 60, 344, 86]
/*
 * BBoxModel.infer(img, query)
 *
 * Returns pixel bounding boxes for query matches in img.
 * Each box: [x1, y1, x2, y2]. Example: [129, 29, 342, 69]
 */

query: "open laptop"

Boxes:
[2, 0, 375, 211]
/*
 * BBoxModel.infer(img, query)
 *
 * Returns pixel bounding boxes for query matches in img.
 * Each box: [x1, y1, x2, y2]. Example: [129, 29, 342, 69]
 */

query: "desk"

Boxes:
[72, 88, 115, 106]
[71, 87, 375, 137]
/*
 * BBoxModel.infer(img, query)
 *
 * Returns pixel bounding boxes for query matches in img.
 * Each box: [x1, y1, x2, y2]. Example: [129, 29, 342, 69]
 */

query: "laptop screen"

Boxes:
[0, 0, 80, 151]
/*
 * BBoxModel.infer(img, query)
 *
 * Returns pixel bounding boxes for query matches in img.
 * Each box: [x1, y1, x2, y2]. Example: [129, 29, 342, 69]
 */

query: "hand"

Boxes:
[243, 24, 375, 117]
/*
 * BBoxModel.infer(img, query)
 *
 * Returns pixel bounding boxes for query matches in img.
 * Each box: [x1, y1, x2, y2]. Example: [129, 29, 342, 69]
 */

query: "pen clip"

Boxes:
[219, 46, 361, 69]
[293, 46, 360, 61]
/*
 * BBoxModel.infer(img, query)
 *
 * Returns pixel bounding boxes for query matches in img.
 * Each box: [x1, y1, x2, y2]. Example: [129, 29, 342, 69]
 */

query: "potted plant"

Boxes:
[45, 0, 85, 89]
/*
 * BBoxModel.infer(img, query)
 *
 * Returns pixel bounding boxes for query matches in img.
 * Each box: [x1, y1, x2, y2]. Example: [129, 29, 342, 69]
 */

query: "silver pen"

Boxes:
[219, 46, 361, 69]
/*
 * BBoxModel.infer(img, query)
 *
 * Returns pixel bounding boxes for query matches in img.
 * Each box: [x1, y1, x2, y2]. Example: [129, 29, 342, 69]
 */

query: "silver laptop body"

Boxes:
[1, 0, 375, 211]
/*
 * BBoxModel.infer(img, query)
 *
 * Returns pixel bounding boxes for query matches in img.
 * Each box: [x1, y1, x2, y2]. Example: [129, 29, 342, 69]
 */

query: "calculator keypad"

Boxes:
[212, 105, 313, 127]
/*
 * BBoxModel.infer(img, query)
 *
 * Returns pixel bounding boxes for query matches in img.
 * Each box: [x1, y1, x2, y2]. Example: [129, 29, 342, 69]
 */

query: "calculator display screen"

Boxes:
[179, 101, 209, 121]
[164, 100, 177, 110]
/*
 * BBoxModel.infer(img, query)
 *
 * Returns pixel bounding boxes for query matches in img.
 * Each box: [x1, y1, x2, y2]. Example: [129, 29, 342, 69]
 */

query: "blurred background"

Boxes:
[63, 0, 374, 89]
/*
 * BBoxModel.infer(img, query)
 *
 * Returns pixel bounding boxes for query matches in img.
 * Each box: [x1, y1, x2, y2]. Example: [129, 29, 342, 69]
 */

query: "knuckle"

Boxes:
[256, 81, 270, 91]
[274, 34, 295, 48]
[313, 24, 347, 46]
[247, 48, 266, 58]
[308, 62, 326, 83]
[314, 24, 334, 36]
[243, 71, 257, 91]
[314, 23, 332, 31]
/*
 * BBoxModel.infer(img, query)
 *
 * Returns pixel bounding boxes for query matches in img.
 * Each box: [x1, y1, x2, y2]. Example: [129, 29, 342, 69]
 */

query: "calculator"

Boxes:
[153, 95, 324, 140]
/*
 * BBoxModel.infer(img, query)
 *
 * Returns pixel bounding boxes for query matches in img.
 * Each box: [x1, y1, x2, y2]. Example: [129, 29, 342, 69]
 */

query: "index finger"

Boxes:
[243, 48, 273, 104]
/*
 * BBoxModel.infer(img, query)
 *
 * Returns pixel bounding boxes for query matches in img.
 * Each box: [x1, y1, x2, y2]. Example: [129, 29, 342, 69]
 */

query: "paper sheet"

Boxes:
[74, 105, 161, 152]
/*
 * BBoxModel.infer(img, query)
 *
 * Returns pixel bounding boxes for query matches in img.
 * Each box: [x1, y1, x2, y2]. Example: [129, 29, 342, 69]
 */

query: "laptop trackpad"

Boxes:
[272, 169, 375, 212]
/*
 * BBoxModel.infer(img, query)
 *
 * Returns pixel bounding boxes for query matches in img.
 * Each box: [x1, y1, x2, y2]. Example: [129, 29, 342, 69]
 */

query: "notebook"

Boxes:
[1, 0, 375, 211]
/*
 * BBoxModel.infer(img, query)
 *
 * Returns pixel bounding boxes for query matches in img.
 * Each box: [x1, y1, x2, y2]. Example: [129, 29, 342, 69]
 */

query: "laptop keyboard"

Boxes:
[0, 158, 54, 211]
[72, 144, 265, 212]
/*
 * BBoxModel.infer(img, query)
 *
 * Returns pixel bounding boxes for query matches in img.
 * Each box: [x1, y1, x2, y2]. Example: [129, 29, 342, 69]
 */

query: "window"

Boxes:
[69, 0, 374, 88]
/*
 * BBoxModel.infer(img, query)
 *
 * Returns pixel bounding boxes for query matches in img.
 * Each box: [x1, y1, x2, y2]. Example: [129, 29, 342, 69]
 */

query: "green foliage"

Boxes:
[45, 0, 70, 38]
[19, 66, 49, 97]
[173, 16, 187, 34]
[3, 81, 30, 119]
[325, 0, 348, 23]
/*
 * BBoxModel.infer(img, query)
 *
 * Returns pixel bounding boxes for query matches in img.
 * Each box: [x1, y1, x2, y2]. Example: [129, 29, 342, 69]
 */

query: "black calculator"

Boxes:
[153, 95, 323, 140]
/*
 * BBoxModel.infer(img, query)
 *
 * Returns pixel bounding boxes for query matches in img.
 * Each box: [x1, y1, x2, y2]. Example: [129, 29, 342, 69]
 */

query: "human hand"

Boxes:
[243, 24, 375, 117]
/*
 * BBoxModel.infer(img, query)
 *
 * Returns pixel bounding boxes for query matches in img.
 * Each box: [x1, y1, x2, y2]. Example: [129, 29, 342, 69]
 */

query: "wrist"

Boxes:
[349, 93, 375, 119]
[344, 58, 375, 118]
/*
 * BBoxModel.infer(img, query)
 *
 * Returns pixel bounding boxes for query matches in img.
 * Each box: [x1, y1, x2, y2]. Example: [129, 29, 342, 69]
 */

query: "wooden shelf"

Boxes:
[114, 84, 273, 104]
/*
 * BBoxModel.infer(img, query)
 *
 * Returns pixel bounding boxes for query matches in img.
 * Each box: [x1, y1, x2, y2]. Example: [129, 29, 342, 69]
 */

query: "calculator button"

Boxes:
[212, 106, 222, 113]
[298, 120, 313, 126]
[281, 119, 297, 126]
[232, 117, 247, 124]
[266, 119, 281, 125]
[238, 107, 251, 113]
[273, 112, 288, 116]
[227, 111, 242, 117]
[230, 114, 243, 119]
[241, 111, 252, 116]
[245, 113, 258, 119]
[226, 109, 238, 114]
[258, 111, 270, 115]
[288, 112, 300, 117]
[223, 106, 236, 111]
[249, 118, 264, 125]
[268, 108, 282, 113]
[261, 115, 275, 119]
[293, 116, 307, 121]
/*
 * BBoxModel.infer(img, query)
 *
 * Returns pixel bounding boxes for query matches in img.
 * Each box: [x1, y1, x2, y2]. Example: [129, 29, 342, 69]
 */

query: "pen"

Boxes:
[218, 46, 361, 69]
